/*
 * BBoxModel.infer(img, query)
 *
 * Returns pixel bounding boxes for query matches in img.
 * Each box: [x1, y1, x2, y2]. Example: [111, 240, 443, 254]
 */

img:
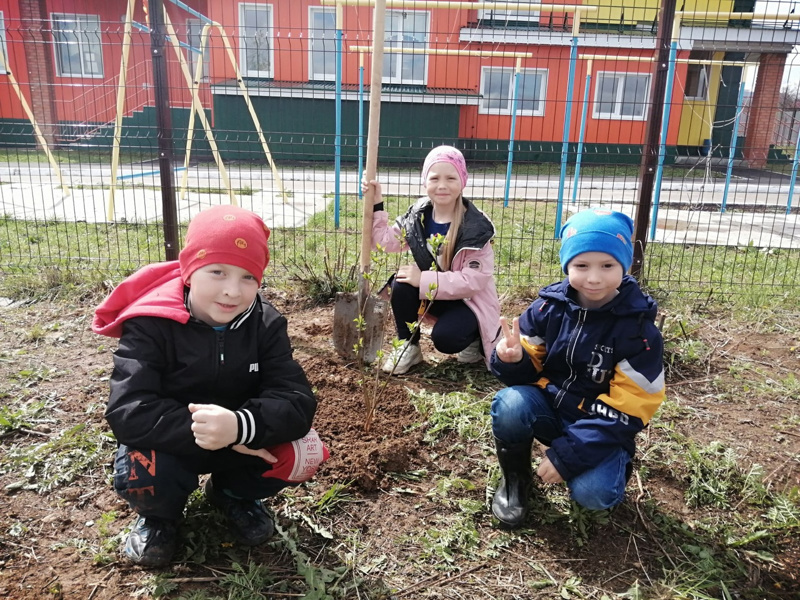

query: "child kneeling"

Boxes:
[490, 208, 665, 528]
[93, 205, 327, 566]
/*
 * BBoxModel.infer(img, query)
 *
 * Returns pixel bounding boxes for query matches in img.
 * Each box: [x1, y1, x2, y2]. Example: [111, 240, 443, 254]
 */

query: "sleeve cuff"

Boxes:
[234, 409, 257, 445]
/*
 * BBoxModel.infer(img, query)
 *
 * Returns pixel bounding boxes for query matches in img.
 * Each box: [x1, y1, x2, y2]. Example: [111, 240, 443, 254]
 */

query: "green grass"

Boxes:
[3, 196, 800, 308]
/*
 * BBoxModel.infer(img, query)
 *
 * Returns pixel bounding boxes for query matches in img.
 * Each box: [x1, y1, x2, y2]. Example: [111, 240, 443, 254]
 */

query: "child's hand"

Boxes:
[537, 456, 564, 484]
[495, 317, 524, 363]
[231, 444, 278, 463]
[361, 178, 383, 206]
[396, 263, 421, 287]
[188, 403, 237, 450]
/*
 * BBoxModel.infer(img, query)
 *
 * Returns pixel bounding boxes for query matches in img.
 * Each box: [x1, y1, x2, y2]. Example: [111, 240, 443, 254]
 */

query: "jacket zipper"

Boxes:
[216, 330, 225, 366]
[556, 308, 586, 407]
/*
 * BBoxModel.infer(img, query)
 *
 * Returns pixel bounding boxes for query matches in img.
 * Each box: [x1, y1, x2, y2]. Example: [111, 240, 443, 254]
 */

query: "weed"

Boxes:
[567, 501, 611, 547]
[314, 482, 354, 514]
[417, 513, 481, 565]
[288, 250, 357, 304]
[0, 398, 51, 435]
[409, 388, 492, 444]
[684, 441, 764, 509]
[1, 424, 114, 493]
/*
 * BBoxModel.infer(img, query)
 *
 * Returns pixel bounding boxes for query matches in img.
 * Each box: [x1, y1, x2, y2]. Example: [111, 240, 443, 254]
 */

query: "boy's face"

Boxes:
[566, 251, 624, 309]
[186, 263, 260, 327]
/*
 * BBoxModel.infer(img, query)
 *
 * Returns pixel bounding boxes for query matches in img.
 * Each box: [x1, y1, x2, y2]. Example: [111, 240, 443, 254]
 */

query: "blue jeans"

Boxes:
[491, 385, 630, 510]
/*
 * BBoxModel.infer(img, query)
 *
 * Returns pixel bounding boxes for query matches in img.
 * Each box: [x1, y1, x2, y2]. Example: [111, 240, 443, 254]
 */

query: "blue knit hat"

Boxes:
[559, 208, 634, 274]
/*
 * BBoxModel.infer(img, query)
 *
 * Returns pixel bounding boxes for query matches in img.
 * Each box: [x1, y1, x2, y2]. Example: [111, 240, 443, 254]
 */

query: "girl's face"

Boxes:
[424, 162, 463, 214]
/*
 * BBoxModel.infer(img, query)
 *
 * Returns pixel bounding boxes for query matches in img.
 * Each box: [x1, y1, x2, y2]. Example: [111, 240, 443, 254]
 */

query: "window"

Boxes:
[478, 0, 540, 24]
[52, 13, 103, 78]
[383, 10, 428, 85]
[240, 3, 272, 78]
[480, 67, 547, 116]
[593, 72, 650, 120]
[0, 12, 7, 75]
[309, 7, 335, 81]
[187, 19, 210, 81]
[684, 50, 711, 100]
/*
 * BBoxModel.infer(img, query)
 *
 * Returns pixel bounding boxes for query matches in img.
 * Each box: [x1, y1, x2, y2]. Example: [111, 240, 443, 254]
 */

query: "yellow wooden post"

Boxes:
[0, 41, 69, 197]
[107, 0, 136, 220]
[162, 10, 237, 205]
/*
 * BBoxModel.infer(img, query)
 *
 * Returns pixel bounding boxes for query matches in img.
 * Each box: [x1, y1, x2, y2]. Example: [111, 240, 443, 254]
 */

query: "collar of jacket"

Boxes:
[398, 196, 495, 270]
[540, 275, 658, 319]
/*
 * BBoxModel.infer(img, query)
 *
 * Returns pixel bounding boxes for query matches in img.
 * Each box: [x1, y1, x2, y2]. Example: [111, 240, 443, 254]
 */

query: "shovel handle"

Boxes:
[360, 0, 386, 277]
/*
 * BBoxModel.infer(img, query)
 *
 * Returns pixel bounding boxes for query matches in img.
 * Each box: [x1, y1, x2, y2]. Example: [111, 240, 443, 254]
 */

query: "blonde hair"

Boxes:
[438, 196, 466, 271]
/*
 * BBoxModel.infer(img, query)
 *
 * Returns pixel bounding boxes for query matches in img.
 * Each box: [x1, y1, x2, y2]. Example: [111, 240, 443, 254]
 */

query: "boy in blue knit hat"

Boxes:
[489, 208, 665, 528]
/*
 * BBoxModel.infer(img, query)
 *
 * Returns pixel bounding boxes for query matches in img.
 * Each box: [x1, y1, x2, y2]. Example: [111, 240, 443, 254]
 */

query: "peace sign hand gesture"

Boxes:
[495, 317, 524, 364]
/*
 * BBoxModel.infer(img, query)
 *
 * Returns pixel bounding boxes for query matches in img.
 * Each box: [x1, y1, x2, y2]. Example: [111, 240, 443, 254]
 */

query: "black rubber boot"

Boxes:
[491, 438, 533, 529]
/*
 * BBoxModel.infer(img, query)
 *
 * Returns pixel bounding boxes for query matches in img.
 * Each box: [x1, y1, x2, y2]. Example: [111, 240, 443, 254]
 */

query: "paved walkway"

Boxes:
[1, 162, 799, 248]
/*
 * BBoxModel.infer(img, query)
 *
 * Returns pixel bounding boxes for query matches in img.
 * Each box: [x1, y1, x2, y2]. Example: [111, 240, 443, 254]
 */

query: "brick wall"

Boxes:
[744, 53, 787, 168]
[19, 0, 58, 147]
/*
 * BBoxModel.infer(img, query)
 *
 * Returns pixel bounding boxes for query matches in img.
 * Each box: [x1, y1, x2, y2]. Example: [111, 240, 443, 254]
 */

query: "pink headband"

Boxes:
[421, 145, 468, 189]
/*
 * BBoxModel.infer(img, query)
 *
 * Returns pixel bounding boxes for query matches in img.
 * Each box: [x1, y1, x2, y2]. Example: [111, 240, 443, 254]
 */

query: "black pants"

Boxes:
[389, 279, 480, 354]
[113, 445, 291, 520]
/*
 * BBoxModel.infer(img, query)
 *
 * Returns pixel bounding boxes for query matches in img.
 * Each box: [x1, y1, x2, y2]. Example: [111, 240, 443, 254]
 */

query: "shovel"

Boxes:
[332, 0, 388, 363]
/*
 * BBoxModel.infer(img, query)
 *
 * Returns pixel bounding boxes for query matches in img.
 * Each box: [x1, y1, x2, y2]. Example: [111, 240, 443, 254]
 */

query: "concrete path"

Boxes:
[1, 161, 799, 248]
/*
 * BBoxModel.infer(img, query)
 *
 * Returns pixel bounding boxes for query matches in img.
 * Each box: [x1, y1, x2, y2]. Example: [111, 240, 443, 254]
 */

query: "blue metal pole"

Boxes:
[358, 64, 364, 200]
[787, 100, 800, 214]
[504, 67, 521, 208]
[649, 41, 678, 241]
[722, 79, 746, 213]
[572, 71, 591, 202]
[334, 27, 342, 228]
[165, 0, 213, 24]
[556, 38, 579, 237]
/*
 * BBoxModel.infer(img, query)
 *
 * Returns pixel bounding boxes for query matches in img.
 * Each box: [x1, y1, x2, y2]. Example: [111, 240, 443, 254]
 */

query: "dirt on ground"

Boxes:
[0, 290, 798, 599]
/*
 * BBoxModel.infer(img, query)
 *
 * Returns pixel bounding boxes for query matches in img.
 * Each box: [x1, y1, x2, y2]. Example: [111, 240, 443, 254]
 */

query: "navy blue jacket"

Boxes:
[491, 275, 665, 480]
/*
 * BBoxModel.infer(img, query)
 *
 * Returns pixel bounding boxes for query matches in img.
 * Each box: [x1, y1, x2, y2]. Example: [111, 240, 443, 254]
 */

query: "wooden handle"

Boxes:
[360, 0, 386, 274]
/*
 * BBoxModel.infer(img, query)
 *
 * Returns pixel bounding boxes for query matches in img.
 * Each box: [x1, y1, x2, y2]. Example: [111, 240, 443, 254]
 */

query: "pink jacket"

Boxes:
[373, 197, 501, 367]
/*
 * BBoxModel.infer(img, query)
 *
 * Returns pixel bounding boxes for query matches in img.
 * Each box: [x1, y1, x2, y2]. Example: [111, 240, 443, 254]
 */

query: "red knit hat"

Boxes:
[179, 205, 271, 285]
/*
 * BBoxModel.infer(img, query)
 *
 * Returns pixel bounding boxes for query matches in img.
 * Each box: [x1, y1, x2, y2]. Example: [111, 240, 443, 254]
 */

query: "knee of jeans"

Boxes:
[570, 479, 625, 510]
[491, 387, 528, 437]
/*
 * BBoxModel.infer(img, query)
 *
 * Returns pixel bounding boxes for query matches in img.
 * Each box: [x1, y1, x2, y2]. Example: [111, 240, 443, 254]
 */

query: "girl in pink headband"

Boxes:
[365, 145, 501, 375]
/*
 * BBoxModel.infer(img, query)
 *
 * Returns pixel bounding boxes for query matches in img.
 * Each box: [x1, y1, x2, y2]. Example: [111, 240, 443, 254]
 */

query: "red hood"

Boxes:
[92, 261, 190, 338]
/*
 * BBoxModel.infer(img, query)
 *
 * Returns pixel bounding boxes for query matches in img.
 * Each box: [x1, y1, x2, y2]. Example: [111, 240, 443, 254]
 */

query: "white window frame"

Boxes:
[0, 12, 7, 75]
[51, 13, 104, 78]
[308, 6, 336, 82]
[383, 9, 429, 85]
[239, 3, 273, 78]
[684, 51, 711, 101]
[592, 71, 651, 121]
[479, 66, 547, 116]
[478, 0, 540, 24]
[187, 18, 210, 82]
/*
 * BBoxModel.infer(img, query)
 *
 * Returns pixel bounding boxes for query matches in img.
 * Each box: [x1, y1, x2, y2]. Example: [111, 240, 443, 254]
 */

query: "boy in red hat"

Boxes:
[93, 205, 327, 567]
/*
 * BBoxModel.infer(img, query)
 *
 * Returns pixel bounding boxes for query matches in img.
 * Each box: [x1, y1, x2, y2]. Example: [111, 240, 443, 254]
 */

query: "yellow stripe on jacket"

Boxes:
[596, 359, 665, 424]
[520, 334, 546, 373]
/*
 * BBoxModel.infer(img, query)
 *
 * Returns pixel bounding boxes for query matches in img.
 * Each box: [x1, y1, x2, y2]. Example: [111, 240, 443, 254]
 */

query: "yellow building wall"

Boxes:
[677, 54, 725, 147]
[582, 0, 735, 26]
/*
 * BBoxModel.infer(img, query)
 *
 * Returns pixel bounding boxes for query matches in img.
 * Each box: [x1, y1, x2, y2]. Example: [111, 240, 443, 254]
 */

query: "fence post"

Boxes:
[631, 0, 677, 279]
[150, 0, 180, 261]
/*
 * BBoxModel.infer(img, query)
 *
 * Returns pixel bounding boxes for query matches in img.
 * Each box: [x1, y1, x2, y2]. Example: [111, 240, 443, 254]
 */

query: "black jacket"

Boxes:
[105, 296, 316, 459]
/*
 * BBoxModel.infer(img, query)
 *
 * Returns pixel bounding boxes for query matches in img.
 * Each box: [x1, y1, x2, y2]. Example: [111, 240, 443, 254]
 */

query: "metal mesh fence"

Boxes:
[1, 0, 800, 297]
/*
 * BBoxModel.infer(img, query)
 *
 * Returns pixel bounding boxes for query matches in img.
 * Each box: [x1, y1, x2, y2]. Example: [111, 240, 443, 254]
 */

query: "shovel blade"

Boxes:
[333, 292, 387, 363]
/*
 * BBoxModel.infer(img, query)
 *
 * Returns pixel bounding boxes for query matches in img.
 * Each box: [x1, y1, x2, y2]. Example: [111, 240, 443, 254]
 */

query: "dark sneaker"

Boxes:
[123, 516, 178, 567]
[204, 478, 274, 546]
